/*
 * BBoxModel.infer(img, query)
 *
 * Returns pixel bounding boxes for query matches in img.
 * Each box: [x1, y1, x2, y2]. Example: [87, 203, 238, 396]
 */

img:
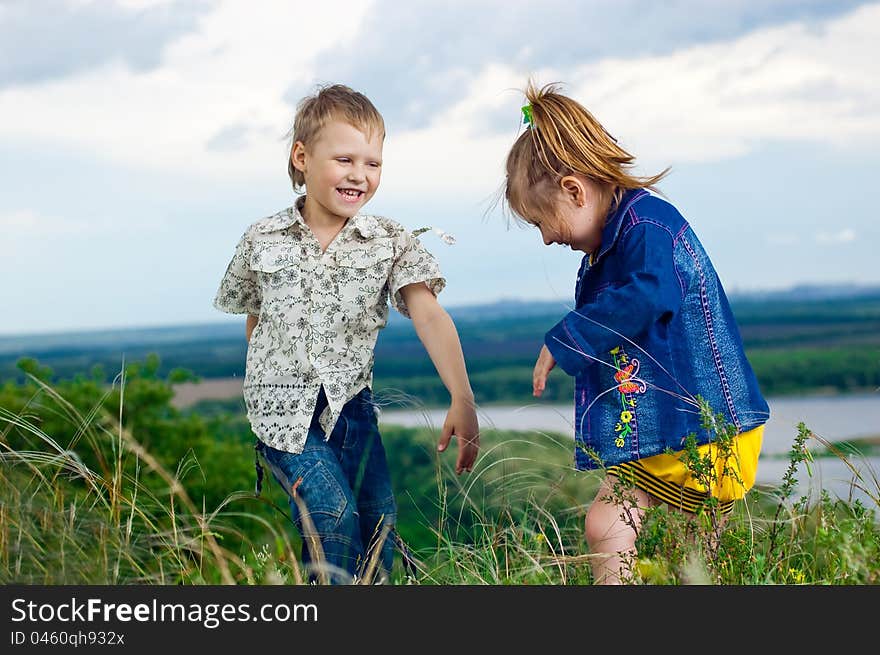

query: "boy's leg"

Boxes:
[260, 428, 365, 584]
[584, 474, 658, 585]
[339, 390, 397, 583]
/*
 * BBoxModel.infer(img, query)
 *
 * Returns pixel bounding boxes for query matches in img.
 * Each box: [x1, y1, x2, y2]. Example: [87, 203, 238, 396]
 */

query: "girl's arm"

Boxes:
[545, 221, 681, 377]
[398, 282, 479, 475]
[246, 314, 258, 342]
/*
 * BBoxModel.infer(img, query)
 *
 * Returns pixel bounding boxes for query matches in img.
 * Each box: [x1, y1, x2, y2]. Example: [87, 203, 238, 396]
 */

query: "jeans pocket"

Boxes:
[340, 413, 360, 451]
[262, 445, 348, 520]
[288, 460, 349, 526]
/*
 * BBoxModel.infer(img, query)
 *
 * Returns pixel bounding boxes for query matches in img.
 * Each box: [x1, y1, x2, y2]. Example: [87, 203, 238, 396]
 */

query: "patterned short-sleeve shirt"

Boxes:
[213, 196, 445, 454]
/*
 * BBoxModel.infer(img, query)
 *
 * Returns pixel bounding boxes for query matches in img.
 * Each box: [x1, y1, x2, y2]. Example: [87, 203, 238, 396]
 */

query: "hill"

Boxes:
[1, 284, 879, 400]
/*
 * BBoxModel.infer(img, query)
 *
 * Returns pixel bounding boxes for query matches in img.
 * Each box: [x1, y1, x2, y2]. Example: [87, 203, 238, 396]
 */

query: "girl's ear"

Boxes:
[559, 175, 587, 208]
[290, 141, 308, 173]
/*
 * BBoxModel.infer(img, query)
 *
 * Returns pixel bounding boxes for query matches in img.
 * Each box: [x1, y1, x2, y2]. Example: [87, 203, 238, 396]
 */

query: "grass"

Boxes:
[1, 371, 879, 585]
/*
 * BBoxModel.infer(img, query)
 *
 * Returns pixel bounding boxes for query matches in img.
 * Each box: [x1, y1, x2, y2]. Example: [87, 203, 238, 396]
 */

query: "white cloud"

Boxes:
[380, 64, 524, 203]
[112, 0, 181, 8]
[367, 4, 880, 201]
[0, 0, 877, 198]
[815, 228, 856, 244]
[564, 3, 880, 166]
[0, 1, 375, 178]
[70, 0, 180, 9]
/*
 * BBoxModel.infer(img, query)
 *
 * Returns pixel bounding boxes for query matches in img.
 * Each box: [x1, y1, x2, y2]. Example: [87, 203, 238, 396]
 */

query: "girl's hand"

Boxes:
[533, 345, 556, 397]
[437, 397, 480, 475]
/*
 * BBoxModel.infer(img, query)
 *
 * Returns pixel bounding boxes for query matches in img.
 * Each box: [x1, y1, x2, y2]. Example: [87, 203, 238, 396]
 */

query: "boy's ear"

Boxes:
[290, 141, 307, 173]
[559, 175, 586, 208]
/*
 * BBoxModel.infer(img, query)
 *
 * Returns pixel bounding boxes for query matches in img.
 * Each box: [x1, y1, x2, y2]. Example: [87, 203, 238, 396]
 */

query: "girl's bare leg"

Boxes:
[584, 474, 658, 585]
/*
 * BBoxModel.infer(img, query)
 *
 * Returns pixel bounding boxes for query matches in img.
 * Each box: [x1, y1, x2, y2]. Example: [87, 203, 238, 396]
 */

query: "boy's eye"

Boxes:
[368, 162, 381, 168]
[336, 157, 351, 163]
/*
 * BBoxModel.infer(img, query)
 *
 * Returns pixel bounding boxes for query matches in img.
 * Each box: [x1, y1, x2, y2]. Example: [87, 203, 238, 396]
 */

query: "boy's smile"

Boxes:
[291, 119, 383, 227]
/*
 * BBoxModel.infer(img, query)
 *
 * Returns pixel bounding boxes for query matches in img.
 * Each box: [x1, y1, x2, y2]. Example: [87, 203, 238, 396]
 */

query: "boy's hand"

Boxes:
[437, 397, 479, 474]
[533, 345, 556, 397]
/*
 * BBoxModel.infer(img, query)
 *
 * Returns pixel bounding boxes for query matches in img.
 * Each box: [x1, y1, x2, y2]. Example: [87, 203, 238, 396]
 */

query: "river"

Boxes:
[377, 392, 880, 510]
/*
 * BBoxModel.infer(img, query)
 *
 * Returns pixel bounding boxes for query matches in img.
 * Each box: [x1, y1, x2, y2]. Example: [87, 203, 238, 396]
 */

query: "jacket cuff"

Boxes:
[545, 316, 595, 377]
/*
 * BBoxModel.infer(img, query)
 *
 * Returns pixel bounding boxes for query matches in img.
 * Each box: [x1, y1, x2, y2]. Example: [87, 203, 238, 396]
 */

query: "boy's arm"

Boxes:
[398, 282, 479, 475]
[246, 314, 258, 342]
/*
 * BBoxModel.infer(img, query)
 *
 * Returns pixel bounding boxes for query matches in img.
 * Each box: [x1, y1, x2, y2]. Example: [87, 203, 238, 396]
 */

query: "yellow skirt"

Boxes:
[606, 425, 764, 515]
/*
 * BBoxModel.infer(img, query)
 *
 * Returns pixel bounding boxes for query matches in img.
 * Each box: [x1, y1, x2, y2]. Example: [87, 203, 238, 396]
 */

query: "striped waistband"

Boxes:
[606, 460, 736, 515]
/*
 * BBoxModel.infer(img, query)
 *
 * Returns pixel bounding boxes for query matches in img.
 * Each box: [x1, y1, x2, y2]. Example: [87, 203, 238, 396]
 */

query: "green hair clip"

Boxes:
[521, 104, 533, 126]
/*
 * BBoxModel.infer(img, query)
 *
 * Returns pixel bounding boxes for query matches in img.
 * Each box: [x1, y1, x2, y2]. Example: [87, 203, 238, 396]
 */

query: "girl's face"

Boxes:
[533, 175, 611, 253]
[291, 119, 383, 225]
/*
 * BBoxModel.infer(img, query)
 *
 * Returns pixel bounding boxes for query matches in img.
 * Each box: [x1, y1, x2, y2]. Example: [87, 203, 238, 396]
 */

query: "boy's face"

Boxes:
[292, 119, 383, 224]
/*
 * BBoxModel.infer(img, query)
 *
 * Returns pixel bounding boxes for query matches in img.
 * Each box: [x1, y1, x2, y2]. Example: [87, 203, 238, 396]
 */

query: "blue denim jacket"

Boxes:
[545, 189, 770, 471]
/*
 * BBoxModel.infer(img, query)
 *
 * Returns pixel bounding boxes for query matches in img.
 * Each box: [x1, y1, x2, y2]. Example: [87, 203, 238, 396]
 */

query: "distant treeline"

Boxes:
[2, 292, 879, 403]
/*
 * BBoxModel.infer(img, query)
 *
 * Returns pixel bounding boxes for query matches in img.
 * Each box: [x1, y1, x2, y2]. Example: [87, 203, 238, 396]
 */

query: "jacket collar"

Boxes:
[255, 196, 387, 239]
[591, 188, 650, 264]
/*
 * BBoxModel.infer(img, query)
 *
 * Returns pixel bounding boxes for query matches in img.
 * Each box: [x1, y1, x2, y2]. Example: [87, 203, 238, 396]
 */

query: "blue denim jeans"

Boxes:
[256, 387, 397, 584]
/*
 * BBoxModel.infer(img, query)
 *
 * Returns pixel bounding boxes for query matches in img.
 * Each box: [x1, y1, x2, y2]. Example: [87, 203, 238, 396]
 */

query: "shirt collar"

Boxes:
[256, 196, 307, 234]
[255, 196, 387, 239]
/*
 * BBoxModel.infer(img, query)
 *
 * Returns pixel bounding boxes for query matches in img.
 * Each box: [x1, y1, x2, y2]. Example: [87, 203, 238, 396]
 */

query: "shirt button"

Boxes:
[316, 264, 324, 275]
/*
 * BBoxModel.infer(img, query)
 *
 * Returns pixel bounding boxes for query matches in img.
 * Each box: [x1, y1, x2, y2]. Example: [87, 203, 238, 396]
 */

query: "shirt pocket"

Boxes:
[250, 244, 302, 322]
[333, 241, 394, 311]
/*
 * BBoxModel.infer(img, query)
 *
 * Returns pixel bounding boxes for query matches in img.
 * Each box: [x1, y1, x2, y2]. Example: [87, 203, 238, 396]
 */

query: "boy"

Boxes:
[214, 84, 479, 583]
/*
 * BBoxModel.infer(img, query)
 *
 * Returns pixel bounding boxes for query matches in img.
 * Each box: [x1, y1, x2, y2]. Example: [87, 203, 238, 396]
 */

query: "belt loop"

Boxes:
[253, 438, 264, 497]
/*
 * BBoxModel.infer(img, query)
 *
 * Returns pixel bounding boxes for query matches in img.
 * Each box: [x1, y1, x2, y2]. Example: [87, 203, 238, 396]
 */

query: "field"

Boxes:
[2, 358, 878, 586]
[2, 286, 879, 585]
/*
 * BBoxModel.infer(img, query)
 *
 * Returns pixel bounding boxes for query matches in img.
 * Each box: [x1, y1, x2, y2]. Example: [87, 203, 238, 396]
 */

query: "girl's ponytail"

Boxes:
[518, 80, 669, 210]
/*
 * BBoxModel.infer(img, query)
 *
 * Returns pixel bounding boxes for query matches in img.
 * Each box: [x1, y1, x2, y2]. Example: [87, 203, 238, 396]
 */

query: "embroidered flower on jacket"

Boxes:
[610, 345, 646, 449]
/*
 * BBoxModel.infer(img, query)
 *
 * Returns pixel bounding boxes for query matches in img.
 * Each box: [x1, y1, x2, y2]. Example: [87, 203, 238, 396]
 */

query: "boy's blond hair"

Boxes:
[287, 83, 386, 192]
[504, 80, 669, 236]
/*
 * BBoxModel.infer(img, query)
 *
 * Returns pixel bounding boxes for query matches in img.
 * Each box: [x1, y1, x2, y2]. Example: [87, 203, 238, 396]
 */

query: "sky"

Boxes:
[2, 0, 879, 336]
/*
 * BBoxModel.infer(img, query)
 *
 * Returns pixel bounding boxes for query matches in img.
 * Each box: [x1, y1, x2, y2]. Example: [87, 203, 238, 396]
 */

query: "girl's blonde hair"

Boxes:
[287, 83, 385, 192]
[504, 80, 669, 234]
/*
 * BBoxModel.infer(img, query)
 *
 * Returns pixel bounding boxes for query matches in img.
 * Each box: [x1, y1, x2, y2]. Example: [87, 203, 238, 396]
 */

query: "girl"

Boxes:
[502, 81, 769, 584]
